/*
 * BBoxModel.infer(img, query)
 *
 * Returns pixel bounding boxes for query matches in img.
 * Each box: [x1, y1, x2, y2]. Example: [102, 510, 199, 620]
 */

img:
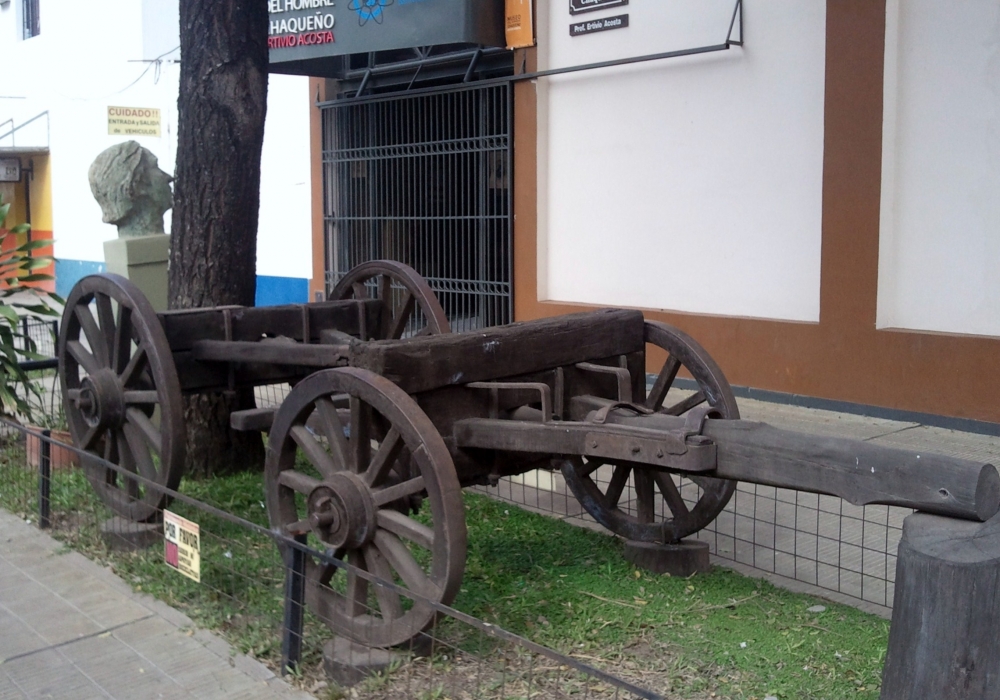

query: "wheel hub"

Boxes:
[307, 473, 377, 549]
[75, 369, 125, 431]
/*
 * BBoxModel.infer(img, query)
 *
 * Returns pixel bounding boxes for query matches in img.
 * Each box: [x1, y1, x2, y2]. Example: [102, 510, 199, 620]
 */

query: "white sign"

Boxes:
[108, 106, 161, 137]
[164, 511, 201, 582]
[0, 158, 20, 183]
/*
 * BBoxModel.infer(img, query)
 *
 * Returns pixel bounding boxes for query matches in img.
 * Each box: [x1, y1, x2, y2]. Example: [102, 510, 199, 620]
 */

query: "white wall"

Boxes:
[877, 0, 1000, 337]
[257, 74, 312, 280]
[0, 0, 312, 282]
[537, 1, 827, 322]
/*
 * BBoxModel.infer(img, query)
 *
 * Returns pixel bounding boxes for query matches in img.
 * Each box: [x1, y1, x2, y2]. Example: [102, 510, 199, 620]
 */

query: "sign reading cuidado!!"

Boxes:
[268, 0, 506, 77]
[107, 107, 161, 137]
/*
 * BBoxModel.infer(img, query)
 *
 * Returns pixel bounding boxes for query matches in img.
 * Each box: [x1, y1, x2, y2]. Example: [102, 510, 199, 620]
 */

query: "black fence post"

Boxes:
[281, 534, 307, 676]
[38, 429, 51, 529]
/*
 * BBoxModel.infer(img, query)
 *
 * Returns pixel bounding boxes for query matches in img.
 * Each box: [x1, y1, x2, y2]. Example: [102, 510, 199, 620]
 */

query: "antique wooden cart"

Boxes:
[58, 261, 1000, 648]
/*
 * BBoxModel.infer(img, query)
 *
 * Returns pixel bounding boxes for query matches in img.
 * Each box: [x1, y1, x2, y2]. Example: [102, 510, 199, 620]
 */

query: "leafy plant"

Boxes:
[0, 192, 61, 422]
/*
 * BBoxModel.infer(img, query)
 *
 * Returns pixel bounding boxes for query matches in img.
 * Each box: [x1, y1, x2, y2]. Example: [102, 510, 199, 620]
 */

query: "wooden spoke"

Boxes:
[634, 469, 655, 524]
[578, 458, 604, 478]
[119, 345, 147, 386]
[349, 396, 371, 474]
[79, 424, 102, 452]
[290, 425, 339, 479]
[654, 472, 690, 519]
[123, 422, 159, 484]
[387, 291, 415, 340]
[376, 509, 434, 550]
[363, 543, 404, 621]
[362, 428, 403, 487]
[344, 550, 369, 618]
[112, 305, 133, 374]
[278, 469, 320, 495]
[123, 390, 159, 405]
[377, 273, 391, 306]
[647, 355, 681, 411]
[604, 464, 632, 509]
[665, 390, 706, 416]
[67, 340, 100, 376]
[95, 293, 116, 363]
[102, 429, 116, 463]
[116, 430, 141, 499]
[75, 304, 108, 367]
[126, 407, 162, 452]
[373, 531, 434, 598]
[352, 282, 368, 300]
[314, 398, 350, 469]
[372, 476, 425, 507]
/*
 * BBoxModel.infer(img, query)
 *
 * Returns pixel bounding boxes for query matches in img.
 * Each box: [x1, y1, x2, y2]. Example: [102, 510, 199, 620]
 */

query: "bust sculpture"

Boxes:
[88, 141, 173, 238]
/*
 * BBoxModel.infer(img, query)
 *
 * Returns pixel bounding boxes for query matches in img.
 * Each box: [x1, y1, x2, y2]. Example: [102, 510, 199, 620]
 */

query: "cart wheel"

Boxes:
[59, 274, 185, 522]
[562, 321, 739, 543]
[265, 367, 466, 648]
[329, 260, 450, 339]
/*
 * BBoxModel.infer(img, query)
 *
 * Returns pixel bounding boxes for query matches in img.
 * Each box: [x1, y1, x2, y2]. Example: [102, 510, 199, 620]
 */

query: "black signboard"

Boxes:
[569, 0, 628, 15]
[269, 0, 504, 77]
[570, 14, 629, 38]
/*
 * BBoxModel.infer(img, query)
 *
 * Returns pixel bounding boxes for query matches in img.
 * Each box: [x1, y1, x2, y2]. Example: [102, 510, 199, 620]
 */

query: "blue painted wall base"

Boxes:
[56, 259, 308, 308]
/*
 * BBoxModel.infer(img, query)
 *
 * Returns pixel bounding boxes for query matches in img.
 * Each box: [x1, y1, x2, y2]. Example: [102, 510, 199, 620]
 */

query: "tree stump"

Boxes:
[881, 512, 1000, 699]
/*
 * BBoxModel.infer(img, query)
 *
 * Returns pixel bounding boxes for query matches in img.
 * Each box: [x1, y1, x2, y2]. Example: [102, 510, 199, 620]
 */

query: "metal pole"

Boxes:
[38, 429, 51, 529]
[280, 535, 307, 675]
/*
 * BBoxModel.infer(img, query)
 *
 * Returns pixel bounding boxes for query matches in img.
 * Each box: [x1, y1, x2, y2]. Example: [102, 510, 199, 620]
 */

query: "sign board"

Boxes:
[547, 0, 738, 72]
[164, 511, 201, 582]
[506, 0, 534, 48]
[107, 107, 161, 138]
[0, 158, 20, 183]
[570, 0, 628, 15]
[570, 14, 628, 37]
[268, 0, 505, 77]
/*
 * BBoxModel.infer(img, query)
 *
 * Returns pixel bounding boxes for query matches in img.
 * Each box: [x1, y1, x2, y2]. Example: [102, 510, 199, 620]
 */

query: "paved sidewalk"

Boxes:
[0, 510, 314, 700]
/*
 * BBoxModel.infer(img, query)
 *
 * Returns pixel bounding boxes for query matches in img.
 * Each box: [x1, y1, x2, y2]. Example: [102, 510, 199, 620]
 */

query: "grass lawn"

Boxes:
[0, 443, 888, 699]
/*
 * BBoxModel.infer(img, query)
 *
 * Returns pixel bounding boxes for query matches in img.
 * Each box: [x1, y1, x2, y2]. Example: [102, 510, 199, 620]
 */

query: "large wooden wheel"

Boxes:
[265, 367, 467, 648]
[59, 274, 184, 522]
[329, 260, 450, 339]
[562, 321, 739, 543]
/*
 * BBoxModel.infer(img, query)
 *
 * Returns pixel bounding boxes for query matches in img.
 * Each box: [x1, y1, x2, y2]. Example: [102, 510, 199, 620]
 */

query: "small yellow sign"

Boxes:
[108, 106, 161, 137]
[506, 0, 534, 49]
[164, 510, 201, 582]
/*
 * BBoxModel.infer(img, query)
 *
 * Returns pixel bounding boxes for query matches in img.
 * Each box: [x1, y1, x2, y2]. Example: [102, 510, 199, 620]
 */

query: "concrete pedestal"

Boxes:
[100, 516, 162, 552]
[623, 539, 711, 577]
[323, 637, 409, 686]
[103, 234, 170, 311]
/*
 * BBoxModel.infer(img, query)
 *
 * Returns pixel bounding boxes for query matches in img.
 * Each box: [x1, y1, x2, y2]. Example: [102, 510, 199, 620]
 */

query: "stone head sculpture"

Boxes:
[88, 141, 173, 238]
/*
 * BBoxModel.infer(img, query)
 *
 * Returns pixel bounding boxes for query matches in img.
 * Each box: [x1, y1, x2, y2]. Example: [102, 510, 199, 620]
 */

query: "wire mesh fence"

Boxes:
[0, 423, 662, 699]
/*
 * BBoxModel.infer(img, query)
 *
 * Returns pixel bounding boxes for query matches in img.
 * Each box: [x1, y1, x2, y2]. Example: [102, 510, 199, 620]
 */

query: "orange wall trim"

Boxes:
[513, 1, 1000, 424]
[309, 77, 328, 302]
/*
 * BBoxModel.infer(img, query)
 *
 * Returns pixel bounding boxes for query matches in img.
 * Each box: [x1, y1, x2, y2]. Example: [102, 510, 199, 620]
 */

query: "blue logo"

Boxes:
[349, 0, 394, 25]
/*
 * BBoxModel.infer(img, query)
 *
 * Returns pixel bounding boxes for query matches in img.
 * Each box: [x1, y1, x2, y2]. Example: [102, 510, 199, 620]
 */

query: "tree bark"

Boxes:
[880, 512, 1000, 699]
[169, 0, 269, 477]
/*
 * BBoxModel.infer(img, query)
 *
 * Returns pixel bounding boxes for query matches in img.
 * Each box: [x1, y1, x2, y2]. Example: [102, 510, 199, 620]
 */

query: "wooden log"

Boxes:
[881, 512, 1000, 699]
[349, 308, 645, 395]
[191, 339, 351, 367]
[706, 420, 1000, 521]
[158, 299, 379, 350]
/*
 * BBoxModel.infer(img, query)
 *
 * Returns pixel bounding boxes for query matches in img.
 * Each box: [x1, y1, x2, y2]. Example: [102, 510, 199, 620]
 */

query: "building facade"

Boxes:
[299, 0, 1000, 426]
[0, 0, 315, 305]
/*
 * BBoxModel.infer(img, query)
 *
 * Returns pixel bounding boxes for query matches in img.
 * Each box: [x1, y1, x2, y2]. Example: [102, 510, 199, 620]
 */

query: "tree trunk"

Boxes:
[880, 512, 1000, 699]
[169, 0, 269, 477]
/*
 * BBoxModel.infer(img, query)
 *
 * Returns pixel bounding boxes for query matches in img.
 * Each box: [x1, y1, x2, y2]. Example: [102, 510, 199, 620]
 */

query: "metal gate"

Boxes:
[322, 82, 513, 332]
